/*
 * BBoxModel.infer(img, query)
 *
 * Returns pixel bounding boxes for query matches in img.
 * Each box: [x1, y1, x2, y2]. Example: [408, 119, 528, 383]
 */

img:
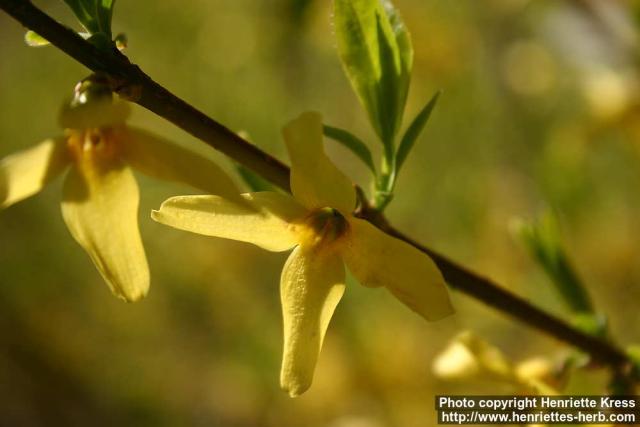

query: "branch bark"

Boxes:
[0, 0, 634, 372]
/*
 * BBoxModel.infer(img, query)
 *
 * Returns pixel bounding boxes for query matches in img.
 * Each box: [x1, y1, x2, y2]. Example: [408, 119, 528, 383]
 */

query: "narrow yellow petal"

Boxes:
[0, 138, 70, 208]
[280, 245, 345, 397]
[283, 112, 356, 213]
[152, 192, 305, 252]
[61, 161, 149, 302]
[120, 127, 245, 202]
[343, 218, 454, 321]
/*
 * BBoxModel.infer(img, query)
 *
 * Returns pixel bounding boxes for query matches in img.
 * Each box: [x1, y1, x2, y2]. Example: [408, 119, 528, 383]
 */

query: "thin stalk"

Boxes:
[374, 140, 396, 210]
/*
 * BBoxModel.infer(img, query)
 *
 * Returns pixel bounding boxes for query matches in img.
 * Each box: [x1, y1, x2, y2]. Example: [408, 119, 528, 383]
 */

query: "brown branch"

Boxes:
[0, 0, 635, 372]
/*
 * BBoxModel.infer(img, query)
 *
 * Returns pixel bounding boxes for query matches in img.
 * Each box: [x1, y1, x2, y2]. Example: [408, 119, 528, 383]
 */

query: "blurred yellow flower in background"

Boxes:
[152, 111, 454, 397]
[433, 331, 559, 395]
[0, 77, 241, 302]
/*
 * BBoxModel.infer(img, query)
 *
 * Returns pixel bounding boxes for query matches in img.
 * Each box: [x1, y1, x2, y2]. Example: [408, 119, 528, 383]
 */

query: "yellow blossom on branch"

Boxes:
[433, 331, 559, 395]
[0, 77, 242, 302]
[152, 111, 454, 396]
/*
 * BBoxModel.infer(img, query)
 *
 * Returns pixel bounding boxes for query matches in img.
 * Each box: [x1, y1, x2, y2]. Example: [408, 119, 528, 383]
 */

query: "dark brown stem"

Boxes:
[0, 0, 635, 372]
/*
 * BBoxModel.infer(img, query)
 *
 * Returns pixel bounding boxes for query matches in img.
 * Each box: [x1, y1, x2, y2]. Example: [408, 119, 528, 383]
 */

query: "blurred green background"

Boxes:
[1, 0, 640, 425]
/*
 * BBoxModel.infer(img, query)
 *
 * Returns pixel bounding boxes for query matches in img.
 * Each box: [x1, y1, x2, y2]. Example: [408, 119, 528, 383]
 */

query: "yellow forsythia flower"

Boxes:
[433, 331, 513, 381]
[0, 79, 242, 302]
[433, 331, 558, 395]
[152, 111, 454, 396]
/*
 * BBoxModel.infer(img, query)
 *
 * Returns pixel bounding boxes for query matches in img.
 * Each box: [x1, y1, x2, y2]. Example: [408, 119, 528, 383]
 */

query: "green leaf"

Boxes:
[25, 30, 92, 47]
[24, 31, 50, 47]
[235, 165, 276, 193]
[510, 212, 595, 314]
[63, 0, 100, 33]
[396, 91, 440, 171]
[95, 0, 115, 38]
[323, 125, 376, 174]
[63, 0, 116, 39]
[334, 0, 413, 146]
[234, 131, 276, 192]
[571, 313, 607, 338]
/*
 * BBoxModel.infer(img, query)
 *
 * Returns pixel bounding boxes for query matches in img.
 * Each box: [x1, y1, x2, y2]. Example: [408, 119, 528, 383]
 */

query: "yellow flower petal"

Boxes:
[121, 127, 244, 202]
[434, 331, 513, 381]
[280, 245, 345, 397]
[343, 218, 454, 321]
[152, 192, 305, 252]
[61, 161, 149, 302]
[432, 339, 481, 380]
[0, 138, 70, 208]
[283, 112, 356, 213]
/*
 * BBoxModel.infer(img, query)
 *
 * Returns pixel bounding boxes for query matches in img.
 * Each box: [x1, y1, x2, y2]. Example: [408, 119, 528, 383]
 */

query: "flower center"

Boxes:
[301, 207, 349, 249]
[66, 127, 120, 165]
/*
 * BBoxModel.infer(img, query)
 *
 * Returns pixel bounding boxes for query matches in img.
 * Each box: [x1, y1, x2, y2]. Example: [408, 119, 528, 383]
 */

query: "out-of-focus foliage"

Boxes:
[1, 0, 640, 425]
[511, 212, 594, 312]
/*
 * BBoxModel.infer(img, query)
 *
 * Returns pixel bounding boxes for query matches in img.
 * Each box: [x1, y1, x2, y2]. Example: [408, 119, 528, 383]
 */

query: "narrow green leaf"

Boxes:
[571, 313, 607, 338]
[510, 213, 595, 314]
[95, 0, 115, 38]
[334, 0, 413, 145]
[381, 0, 412, 68]
[323, 125, 376, 174]
[396, 91, 440, 170]
[375, 13, 401, 147]
[63, 0, 100, 33]
[25, 31, 50, 47]
[234, 131, 276, 192]
[236, 165, 276, 192]
[62, 0, 115, 39]
[379, 0, 413, 143]
[25, 30, 91, 47]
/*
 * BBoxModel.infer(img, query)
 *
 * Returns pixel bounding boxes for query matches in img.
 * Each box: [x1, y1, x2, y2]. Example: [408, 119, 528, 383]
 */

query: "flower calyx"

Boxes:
[59, 75, 130, 130]
[300, 207, 349, 249]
